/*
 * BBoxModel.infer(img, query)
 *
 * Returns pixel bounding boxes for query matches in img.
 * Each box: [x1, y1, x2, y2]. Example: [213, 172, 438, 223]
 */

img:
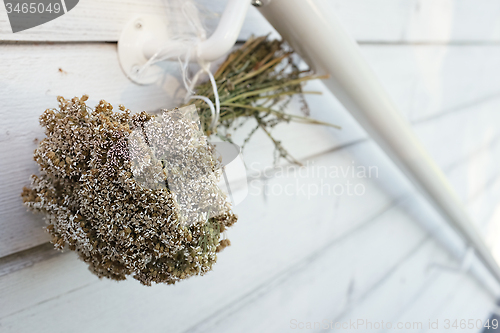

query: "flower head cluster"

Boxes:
[22, 96, 237, 285]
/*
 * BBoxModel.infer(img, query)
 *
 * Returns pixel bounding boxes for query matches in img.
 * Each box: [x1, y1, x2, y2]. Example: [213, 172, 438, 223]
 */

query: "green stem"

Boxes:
[222, 75, 329, 104]
[221, 103, 341, 129]
[231, 53, 292, 86]
[256, 90, 322, 102]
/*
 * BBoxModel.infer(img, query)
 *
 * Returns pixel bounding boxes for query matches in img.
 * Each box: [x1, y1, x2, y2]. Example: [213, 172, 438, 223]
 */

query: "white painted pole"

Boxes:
[258, 0, 500, 284]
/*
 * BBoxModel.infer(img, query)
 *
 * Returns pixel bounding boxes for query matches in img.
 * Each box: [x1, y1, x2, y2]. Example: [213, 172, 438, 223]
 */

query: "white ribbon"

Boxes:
[138, 0, 221, 131]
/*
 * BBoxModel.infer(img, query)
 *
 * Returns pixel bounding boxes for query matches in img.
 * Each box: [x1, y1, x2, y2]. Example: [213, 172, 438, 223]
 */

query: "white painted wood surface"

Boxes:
[2, 0, 500, 332]
[2, 0, 500, 43]
[0, 140, 497, 332]
[0, 0, 276, 41]
[3, 43, 500, 259]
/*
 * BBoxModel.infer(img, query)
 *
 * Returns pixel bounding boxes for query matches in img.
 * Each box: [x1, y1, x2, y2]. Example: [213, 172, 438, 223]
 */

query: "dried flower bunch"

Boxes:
[22, 36, 338, 285]
[22, 96, 236, 285]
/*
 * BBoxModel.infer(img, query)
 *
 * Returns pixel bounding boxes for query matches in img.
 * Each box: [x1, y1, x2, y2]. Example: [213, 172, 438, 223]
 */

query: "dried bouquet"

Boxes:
[22, 36, 338, 285]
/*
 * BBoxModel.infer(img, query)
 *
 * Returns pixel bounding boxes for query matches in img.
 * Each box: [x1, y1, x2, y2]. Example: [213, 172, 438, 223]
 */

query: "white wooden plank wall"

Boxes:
[1, 1, 500, 332]
[1, 0, 500, 43]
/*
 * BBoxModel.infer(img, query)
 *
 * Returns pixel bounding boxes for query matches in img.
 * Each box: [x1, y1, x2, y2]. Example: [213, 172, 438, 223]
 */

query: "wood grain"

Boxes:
[0, 243, 59, 278]
[2, 0, 500, 43]
[0, 176, 495, 332]
[0, 128, 496, 333]
[0, 0, 277, 41]
[3, 42, 500, 259]
[0, 141, 396, 320]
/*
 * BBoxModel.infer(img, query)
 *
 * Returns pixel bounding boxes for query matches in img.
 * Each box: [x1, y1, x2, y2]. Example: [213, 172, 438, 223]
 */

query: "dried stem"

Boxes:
[185, 36, 340, 165]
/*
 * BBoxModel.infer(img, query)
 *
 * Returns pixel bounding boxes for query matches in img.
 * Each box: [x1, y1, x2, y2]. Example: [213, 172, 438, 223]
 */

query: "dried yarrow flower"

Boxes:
[22, 96, 237, 285]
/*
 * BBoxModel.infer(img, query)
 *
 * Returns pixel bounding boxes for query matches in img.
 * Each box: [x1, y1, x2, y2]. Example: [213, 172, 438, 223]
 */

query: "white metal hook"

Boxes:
[118, 0, 251, 84]
[195, 0, 251, 62]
